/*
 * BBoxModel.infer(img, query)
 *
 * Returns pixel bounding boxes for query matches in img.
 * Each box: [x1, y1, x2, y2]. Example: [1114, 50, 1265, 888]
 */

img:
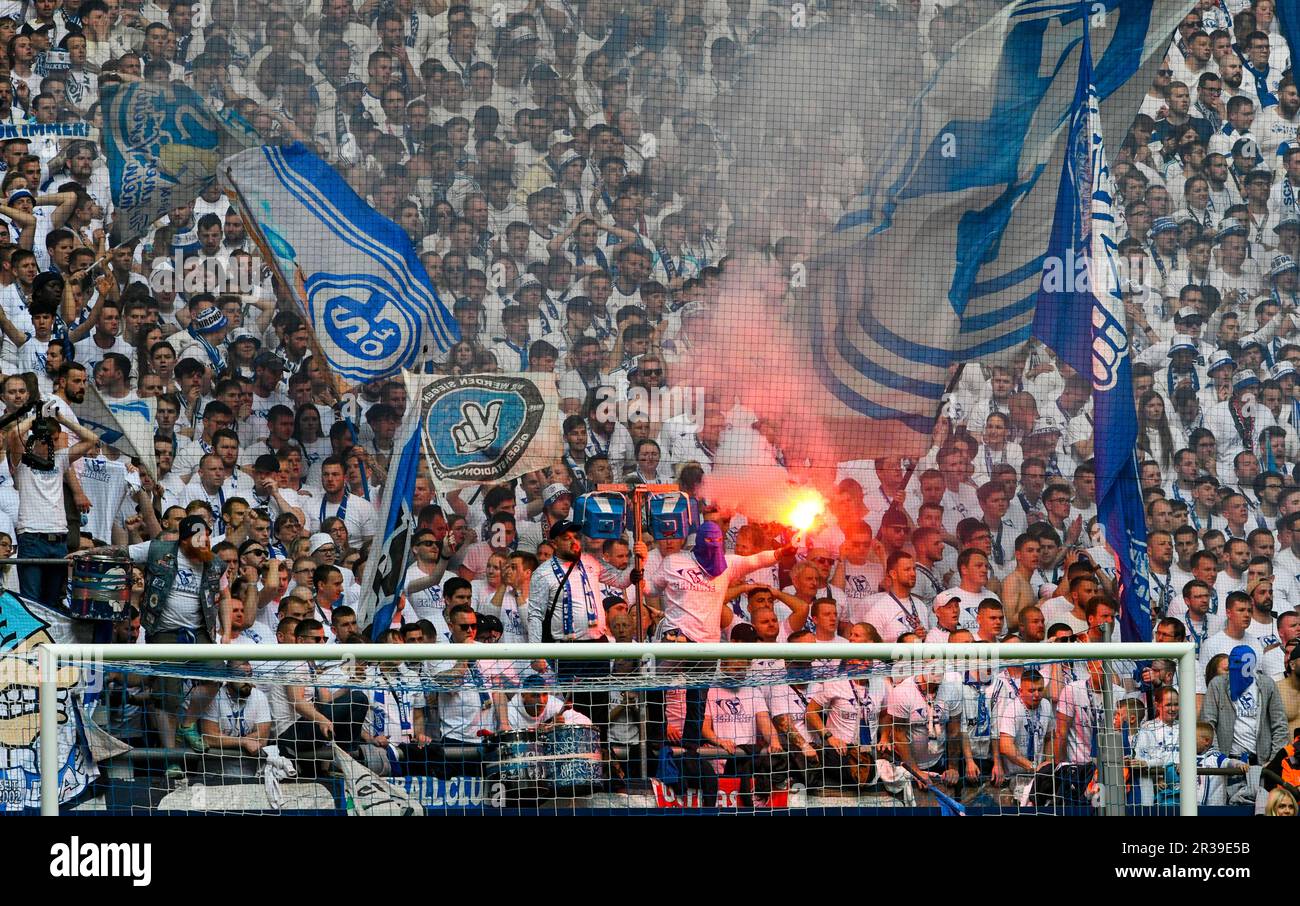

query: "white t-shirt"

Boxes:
[202, 685, 271, 739]
[315, 492, 379, 545]
[944, 587, 998, 632]
[887, 676, 963, 769]
[505, 694, 593, 731]
[838, 561, 884, 618]
[128, 539, 204, 631]
[809, 677, 888, 747]
[861, 591, 932, 642]
[76, 455, 137, 546]
[1055, 678, 1103, 766]
[15, 449, 70, 534]
[996, 695, 1055, 775]
[364, 667, 426, 745]
[1229, 686, 1261, 759]
[649, 549, 777, 643]
[705, 685, 768, 747]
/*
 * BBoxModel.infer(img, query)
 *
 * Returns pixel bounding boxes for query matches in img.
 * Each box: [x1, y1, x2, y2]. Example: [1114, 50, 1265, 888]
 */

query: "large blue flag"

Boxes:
[1033, 20, 1152, 642]
[101, 81, 258, 239]
[823, 0, 1190, 435]
[223, 143, 458, 383]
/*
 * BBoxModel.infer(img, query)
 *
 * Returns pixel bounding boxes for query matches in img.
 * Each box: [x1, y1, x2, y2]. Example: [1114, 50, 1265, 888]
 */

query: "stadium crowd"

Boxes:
[2, 0, 1300, 810]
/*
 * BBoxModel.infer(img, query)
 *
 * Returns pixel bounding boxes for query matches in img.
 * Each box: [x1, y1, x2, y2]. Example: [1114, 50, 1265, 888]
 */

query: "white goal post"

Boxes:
[37, 641, 1199, 816]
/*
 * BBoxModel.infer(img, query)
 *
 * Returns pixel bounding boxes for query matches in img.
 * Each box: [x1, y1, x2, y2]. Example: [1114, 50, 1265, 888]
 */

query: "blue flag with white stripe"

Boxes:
[824, 0, 1189, 433]
[357, 379, 424, 639]
[223, 143, 458, 383]
[1033, 20, 1152, 642]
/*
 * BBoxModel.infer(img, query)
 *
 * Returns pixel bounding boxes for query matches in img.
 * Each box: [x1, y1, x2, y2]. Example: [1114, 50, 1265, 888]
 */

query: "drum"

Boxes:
[543, 724, 604, 791]
[491, 729, 547, 782]
[69, 555, 133, 621]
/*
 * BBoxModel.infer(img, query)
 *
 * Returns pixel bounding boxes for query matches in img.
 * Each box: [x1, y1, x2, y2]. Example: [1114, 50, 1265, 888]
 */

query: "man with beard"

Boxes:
[1259, 76, 1300, 158]
[82, 515, 231, 762]
[528, 520, 646, 643]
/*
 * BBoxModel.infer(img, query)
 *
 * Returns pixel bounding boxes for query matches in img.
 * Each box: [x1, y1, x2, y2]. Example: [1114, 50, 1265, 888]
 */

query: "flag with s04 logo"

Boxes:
[222, 143, 459, 382]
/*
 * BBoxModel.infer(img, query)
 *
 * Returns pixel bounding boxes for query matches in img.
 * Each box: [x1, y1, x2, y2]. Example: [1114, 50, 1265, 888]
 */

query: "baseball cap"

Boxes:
[32, 271, 65, 299]
[1174, 306, 1203, 323]
[880, 506, 910, 529]
[557, 149, 584, 168]
[549, 519, 580, 540]
[178, 515, 209, 544]
[252, 454, 281, 473]
[307, 533, 335, 554]
[507, 24, 539, 44]
[253, 350, 284, 370]
[543, 482, 572, 507]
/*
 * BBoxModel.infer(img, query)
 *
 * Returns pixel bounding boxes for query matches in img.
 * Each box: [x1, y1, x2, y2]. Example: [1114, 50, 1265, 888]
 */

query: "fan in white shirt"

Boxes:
[861, 552, 932, 642]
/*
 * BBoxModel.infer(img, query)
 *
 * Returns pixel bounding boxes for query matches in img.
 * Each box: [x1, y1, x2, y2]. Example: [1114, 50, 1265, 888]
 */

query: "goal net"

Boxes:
[29, 641, 1197, 815]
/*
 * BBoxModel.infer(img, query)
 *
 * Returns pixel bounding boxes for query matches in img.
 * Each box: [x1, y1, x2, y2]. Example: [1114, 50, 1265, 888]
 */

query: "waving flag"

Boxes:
[101, 81, 258, 239]
[1033, 21, 1152, 642]
[821, 0, 1189, 434]
[71, 386, 157, 478]
[223, 143, 458, 383]
[357, 372, 425, 639]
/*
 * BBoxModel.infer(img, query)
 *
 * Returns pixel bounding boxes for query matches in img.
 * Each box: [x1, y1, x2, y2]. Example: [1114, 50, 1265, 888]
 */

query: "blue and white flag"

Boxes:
[101, 81, 258, 240]
[0, 590, 98, 812]
[223, 143, 458, 383]
[358, 372, 425, 640]
[1033, 21, 1152, 642]
[70, 385, 157, 478]
[824, 0, 1189, 434]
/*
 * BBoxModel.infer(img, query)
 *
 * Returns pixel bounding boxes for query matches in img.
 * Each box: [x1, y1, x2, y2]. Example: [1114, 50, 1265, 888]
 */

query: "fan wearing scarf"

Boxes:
[180, 299, 230, 374]
[1203, 644, 1289, 768]
[649, 522, 797, 645]
[1203, 370, 1261, 482]
[528, 520, 647, 642]
[81, 514, 231, 756]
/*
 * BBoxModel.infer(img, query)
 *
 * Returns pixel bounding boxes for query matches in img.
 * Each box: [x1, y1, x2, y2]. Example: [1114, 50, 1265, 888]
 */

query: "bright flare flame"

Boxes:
[787, 492, 825, 532]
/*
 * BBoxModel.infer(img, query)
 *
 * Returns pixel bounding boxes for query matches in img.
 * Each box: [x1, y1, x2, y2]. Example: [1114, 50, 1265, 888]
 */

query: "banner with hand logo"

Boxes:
[356, 371, 561, 636]
[418, 373, 560, 487]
